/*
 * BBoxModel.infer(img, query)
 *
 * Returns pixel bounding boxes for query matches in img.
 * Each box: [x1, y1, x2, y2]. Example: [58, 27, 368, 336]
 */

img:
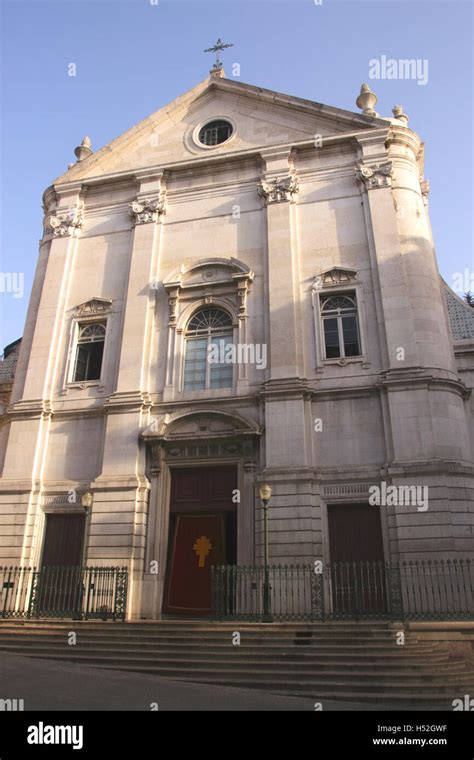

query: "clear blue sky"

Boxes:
[1, 0, 472, 348]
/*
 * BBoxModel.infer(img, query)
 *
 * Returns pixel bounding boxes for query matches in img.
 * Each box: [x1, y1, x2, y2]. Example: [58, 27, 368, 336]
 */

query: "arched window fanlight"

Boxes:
[183, 307, 233, 390]
[78, 323, 106, 341]
[186, 307, 233, 334]
[320, 293, 361, 359]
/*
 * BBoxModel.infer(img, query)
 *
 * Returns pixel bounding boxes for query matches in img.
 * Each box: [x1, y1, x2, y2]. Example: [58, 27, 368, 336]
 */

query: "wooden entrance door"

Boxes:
[163, 466, 237, 615]
[38, 514, 86, 614]
[41, 514, 86, 568]
[327, 504, 387, 615]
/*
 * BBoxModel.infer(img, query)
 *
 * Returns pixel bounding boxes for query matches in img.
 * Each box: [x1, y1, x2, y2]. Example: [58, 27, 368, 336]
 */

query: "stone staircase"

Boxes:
[0, 619, 472, 708]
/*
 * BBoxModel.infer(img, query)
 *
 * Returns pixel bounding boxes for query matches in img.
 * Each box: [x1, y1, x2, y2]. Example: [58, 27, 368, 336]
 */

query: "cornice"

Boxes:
[6, 399, 49, 419]
[0, 479, 41, 494]
[258, 467, 316, 483]
[260, 377, 311, 400]
[453, 340, 474, 355]
[50, 128, 391, 196]
[145, 428, 262, 445]
[103, 391, 153, 413]
[91, 475, 150, 491]
[384, 460, 474, 478]
[150, 394, 258, 414]
[309, 383, 378, 401]
[377, 369, 470, 399]
[385, 125, 423, 157]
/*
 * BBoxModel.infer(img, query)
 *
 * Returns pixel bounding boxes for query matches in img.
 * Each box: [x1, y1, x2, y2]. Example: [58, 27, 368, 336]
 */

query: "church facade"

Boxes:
[0, 69, 473, 619]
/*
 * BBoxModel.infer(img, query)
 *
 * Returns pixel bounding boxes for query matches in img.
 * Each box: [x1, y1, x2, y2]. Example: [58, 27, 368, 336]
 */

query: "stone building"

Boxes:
[0, 67, 473, 619]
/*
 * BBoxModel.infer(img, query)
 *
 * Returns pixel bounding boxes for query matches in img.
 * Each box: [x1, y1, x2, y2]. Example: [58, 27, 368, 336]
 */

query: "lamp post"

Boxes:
[259, 483, 272, 623]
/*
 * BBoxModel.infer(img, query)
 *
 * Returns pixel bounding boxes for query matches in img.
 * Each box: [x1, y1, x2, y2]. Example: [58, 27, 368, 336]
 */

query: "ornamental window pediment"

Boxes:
[312, 267, 358, 290]
[163, 259, 254, 327]
[73, 298, 113, 318]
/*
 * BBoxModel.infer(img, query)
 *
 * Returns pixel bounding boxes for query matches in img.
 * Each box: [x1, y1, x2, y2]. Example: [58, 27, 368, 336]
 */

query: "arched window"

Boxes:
[183, 307, 233, 390]
[320, 294, 361, 359]
[73, 322, 106, 381]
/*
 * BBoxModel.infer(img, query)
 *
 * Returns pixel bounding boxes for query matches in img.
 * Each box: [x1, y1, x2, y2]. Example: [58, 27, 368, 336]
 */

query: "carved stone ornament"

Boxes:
[420, 179, 430, 205]
[74, 298, 112, 318]
[257, 174, 299, 205]
[313, 267, 358, 290]
[45, 209, 83, 237]
[129, 195, 166, 224]
[354, 161, 393, 190]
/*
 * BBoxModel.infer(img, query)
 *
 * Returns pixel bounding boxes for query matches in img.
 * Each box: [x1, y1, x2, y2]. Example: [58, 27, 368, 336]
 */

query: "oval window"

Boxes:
[198, 120, 233, 146]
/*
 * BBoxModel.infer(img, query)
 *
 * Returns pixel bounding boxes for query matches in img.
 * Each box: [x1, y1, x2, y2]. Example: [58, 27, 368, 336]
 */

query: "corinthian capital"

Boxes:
[257, 173, 299, 205]
[129, 194, 166, 225]
[354, 161, 393, 190]
[45, 209, 83, 237]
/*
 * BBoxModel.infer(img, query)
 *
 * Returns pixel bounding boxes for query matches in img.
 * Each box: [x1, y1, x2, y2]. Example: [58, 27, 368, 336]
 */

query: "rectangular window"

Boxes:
[323, 318, 341, 358]
[341, 316, 360, 357]
[204, 127, 219, 146]
[209, 335, 233, 389]
[183, 337, 207, 390]
[72, 322, 106, 382]
[320, 293, 361, 360]
[184, 335, 234, 390]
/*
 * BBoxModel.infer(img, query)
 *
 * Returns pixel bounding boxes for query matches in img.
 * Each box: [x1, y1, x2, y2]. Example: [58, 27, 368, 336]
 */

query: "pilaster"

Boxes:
[258, 148, 303, 381]
[115, 170, 166, 395]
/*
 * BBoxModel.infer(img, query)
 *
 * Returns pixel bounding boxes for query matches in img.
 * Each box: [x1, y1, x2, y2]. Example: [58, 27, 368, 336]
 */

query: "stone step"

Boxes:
[0, 620, 393, 628]
[0, 640, 447, 660]
[0, 623, 396, 636]
[0, 633, 403, 643]
[1, 619, 469, 708]
[0, 646, 457, 670]
[7, 651, 469, 682]
[0, 629, 435, 646]
[42, 659, 469, 693]
[0, 639, 447, 658]
[165, 674, 474, 695]
[0, 638, 440, 657]
[267, 688, 461, 707]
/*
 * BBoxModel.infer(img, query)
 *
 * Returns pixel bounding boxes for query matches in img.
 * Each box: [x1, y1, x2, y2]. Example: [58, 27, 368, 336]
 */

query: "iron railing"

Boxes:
[212, 559, 474, 622]
[0, 566, 128, 620]
[212, 563, 322, 621]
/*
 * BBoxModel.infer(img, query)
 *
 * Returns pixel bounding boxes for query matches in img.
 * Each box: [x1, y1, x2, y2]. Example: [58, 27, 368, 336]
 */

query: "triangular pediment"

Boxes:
[313, 267, 358, 289]
[54, 76, 388, 184]
[73, 298, 112, 317]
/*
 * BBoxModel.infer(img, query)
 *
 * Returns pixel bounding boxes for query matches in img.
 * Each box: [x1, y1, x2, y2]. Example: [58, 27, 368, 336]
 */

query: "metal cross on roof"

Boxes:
[204, 38, 234, 69]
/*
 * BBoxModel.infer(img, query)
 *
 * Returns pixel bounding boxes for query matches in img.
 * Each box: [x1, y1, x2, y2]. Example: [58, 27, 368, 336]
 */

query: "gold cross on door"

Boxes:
[193, 535, 212, 568]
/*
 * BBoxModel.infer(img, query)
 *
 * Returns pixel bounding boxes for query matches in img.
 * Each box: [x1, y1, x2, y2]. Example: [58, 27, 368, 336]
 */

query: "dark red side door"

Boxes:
[38, 514, 86, 613]
[328, 504, 387, 614]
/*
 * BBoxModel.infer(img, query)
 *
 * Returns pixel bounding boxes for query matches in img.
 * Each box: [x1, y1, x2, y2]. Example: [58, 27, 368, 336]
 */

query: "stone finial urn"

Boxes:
[356, 84, 378, 116]
[74, 136, 93, 162]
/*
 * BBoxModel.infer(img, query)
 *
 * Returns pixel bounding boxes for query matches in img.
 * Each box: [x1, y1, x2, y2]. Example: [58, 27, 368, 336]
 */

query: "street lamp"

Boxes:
[259, 483, 273, 622]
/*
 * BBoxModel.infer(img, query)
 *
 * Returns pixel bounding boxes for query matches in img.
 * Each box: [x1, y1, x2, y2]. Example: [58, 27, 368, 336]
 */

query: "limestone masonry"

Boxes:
[0, 72, 473, 618]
